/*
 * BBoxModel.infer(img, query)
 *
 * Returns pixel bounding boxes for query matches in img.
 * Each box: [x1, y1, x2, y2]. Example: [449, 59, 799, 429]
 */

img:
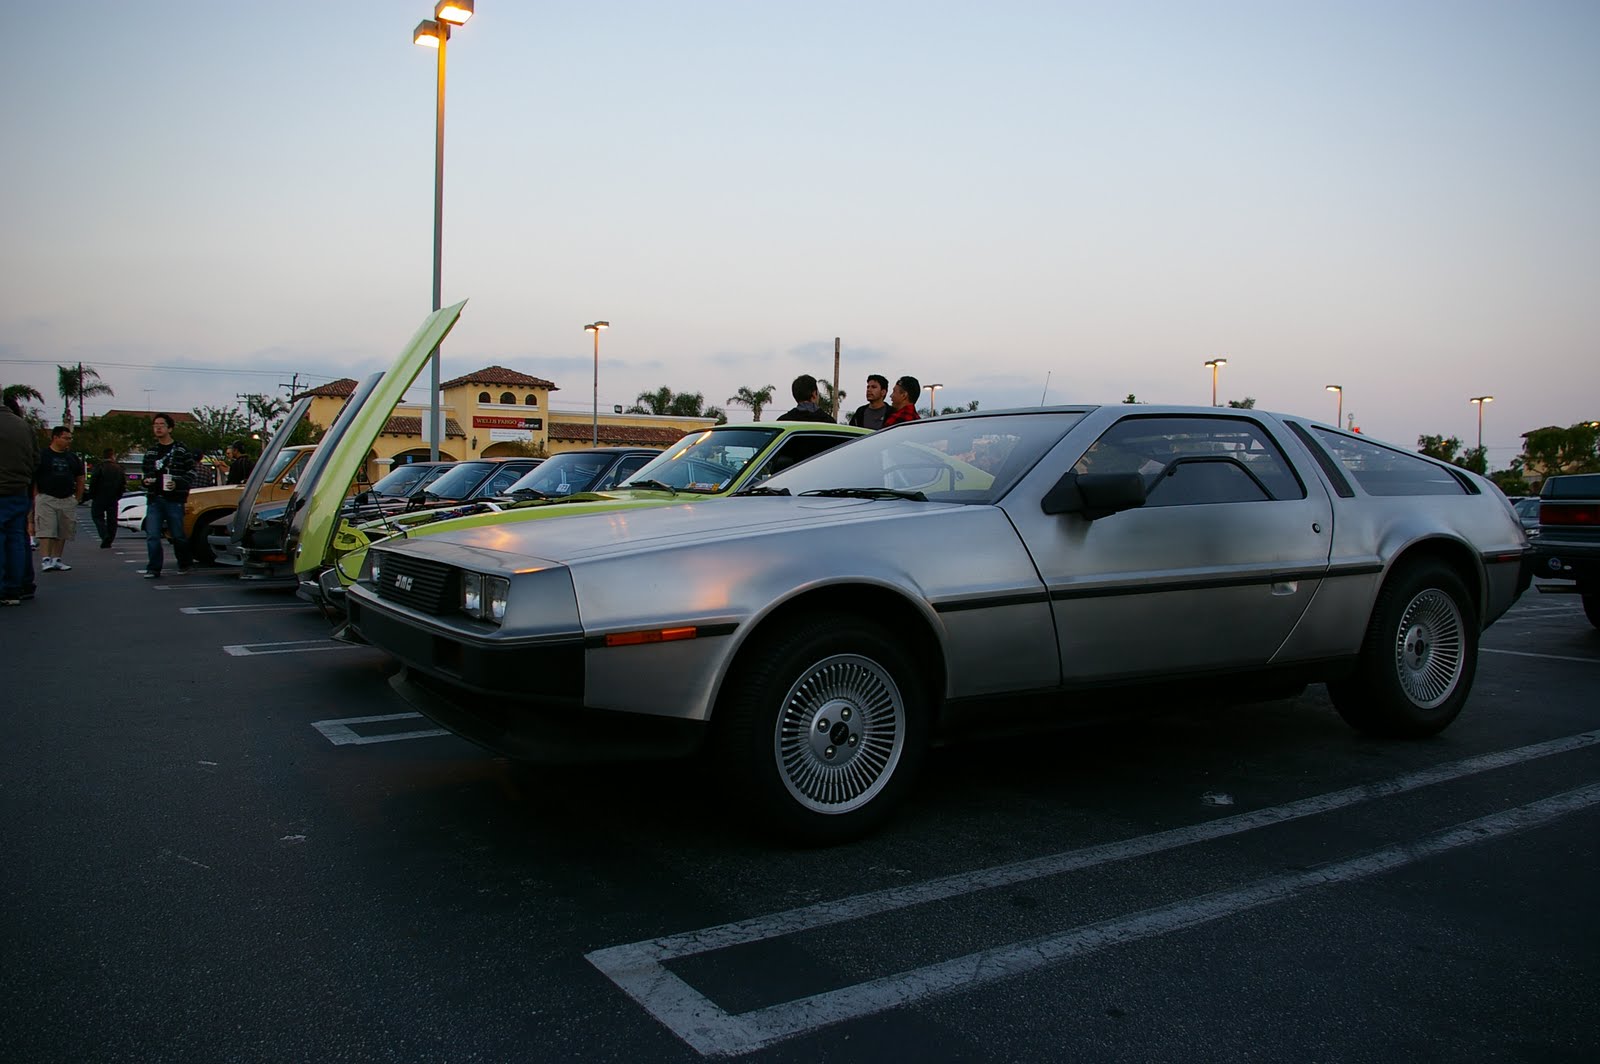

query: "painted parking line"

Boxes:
[223, 640, 367, 657]
[182, 604, 309, 615]
[587, 730, 1600, 1056]
[1482, 647, 1600, 664]
[311, 712, 450, 746]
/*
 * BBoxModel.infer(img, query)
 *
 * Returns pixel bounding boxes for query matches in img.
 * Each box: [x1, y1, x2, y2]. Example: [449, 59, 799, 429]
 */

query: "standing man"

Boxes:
[0, 394, 37, 606]
[883, 375, 922, 428]
[848, 374, 892, 430]
[775, 374, 836, 423]
[222, 440, 254, 485]
[34, 426, 85, 572]
[88, 448, 125, 548]
[140, 413, 197, 579]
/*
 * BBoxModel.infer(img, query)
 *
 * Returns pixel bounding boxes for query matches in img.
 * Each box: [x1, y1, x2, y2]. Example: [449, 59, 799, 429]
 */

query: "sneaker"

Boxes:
[177, 566, 192, 575]
[51, 561, 72, 572]
[1, 597, 20, 607]
[142, 571, 160, 579]
[41, 558, 58, 572]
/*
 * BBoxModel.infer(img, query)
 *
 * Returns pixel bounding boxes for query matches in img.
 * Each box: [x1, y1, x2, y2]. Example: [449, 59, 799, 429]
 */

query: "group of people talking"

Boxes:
[775, 373, 923, 430]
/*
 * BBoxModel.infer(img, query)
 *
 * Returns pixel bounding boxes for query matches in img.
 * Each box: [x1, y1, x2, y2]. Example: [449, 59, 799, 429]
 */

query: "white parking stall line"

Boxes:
[1483, 648, 1600, 664]
[181, 604, 309, 615]
[311, 712, 449, 746]
[223, 640, 367, 657]
[587, 730, 1600, 1057]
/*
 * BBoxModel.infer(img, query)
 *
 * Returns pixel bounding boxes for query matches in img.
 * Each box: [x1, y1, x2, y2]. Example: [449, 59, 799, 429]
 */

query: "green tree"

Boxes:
[726, 384, 777, 421]
[1122, 394, 1141, 404]
[940, 400, 981, 415]
[239, 393, 287, 437]
[1226, 397, 1256, 409]
[1417, 435, 1464, 463]
[1520, 422, 1600, 478]
[180, 405, 252, 457]
[3, 383, 45, 412]
[630, 387, 724, 422]
[1487, 464, 1530, 494]
[72, 414, 146, 461]
[629, 386, 675, 415]
[56, 364, 114, 427]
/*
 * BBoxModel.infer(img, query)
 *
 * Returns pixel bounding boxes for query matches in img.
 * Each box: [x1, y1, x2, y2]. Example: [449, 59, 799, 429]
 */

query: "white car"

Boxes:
[117, 495, 147, 532]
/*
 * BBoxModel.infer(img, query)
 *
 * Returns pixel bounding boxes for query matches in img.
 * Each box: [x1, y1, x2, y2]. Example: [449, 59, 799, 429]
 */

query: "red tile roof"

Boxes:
[293, 378, 359, 399]
[548, 422, 691, 446]
[442, 365, 559, 390]
[381, 416, 466, 438]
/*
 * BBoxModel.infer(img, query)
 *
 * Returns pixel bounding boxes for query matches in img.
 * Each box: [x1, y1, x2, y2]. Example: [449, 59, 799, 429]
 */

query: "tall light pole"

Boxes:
[1469, 395, 1494, 453]
[413, 0, 475, 460]
[585, 321, 609, 445]
[1204, 358, 1227, 406]
[1325, 385, 1342, 426]
[925, 382, 944, 417]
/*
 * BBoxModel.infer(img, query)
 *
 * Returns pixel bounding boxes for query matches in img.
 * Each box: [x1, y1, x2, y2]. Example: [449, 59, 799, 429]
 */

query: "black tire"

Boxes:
[1328, 561, 1479, 738]
[1583, 591, 1600, 631]
[715, 614, 929, 844]
[186, 511, 228, 566]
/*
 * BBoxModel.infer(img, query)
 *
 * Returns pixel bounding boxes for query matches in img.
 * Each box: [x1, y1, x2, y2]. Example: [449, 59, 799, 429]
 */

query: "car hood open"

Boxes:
[289, 300, 467, 575]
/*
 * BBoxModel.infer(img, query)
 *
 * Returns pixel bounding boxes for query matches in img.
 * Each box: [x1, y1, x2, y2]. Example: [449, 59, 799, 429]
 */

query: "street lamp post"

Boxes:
[413, 0, 475, 461]
[1204, 358, 1227, 406]
[925, 382, 944, 417]
[1469, 395, 1494, 453]
[585, 322, 609, 445]
[1325, 385, 1342, 426]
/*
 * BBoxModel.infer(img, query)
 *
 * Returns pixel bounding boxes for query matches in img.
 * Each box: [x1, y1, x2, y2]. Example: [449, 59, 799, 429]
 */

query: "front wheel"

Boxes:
[715, 614, 929, 844]
[1329, 561, 1478, 738]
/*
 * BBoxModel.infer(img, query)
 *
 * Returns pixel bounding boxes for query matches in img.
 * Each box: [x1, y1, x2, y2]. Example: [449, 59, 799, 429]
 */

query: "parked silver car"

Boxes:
[346, 405, 1531, 842]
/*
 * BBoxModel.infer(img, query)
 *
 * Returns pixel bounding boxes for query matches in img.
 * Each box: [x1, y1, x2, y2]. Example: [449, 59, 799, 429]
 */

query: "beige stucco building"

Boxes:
[295, 366, 714, 481]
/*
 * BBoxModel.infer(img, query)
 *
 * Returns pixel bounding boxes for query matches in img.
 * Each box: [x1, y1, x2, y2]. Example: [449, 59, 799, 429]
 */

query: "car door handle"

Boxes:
[1271, 581, 1299, 596]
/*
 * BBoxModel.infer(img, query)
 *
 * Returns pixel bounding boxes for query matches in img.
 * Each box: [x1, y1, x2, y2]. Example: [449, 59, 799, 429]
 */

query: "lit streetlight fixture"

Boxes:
[1204, 358, 1227, 406]
[413, 0, 475, 460]
[585, 321, 609, 446]
[925, 382, 944, 417]
[1325, 385, 1342, 426]
[1469, 395, 1494, 452]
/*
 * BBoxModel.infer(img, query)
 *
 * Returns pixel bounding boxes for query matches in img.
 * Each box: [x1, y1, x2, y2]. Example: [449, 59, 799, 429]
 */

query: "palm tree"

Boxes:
[56, 364, 114, 427]
[630, 386, 675, 416]
[241, 393, 287, 436]
[3, 383, 45, 412]
[817, 381, 847, 422]
[726, 384, 776, 422]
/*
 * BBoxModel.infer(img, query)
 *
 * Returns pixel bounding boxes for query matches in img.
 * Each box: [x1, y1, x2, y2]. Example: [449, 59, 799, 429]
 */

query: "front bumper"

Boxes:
[348, 590, 705, 763]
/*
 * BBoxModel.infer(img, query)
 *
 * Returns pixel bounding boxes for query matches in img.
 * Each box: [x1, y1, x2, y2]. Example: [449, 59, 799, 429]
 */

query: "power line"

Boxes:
[0, 357, 339, 382]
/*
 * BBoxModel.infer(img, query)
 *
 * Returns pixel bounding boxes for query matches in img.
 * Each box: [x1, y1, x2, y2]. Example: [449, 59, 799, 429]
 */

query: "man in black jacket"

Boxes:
[775, 374, 836, 423]
[0, 395, 37, 605]
[139, 413, 197, 578]
[88, 448, 125, 548]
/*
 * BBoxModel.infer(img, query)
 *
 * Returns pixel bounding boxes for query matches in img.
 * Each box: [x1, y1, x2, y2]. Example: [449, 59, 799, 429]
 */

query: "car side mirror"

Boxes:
[1041, 471, 1147, 518]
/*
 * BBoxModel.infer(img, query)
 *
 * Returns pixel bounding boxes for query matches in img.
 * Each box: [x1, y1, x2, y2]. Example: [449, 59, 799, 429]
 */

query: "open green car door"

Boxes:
[289, 300, 467, 576]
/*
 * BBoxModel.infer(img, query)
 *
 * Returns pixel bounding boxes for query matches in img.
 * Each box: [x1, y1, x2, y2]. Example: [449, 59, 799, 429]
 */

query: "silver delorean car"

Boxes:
[345, 405, 1532, 842]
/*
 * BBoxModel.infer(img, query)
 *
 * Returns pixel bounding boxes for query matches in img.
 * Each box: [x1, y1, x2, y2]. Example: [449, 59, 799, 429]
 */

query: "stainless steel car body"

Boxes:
[347, 404, 1530, 838]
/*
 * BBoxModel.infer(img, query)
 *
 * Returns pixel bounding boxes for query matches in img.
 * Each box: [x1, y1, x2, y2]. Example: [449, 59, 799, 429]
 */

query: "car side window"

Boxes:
[1074, 416, 1305, 505]
[278, 452, 308, 488]
[754, 434, 854, 481]
[481, 465, 527, 496]
[597, 455, 651, 490]
[1307, 427, 1468, 497]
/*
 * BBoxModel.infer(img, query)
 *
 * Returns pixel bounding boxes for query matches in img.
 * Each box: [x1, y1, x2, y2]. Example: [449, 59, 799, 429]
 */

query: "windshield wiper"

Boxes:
[799, 487, 927, 501]
[735, 485, 790, 496]
[508, 488, 548, 499]
[626, 479, 678, 495]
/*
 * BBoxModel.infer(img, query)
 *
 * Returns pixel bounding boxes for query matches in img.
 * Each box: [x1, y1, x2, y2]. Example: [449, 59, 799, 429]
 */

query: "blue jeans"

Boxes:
[145, 496, 191, 573]
[0, 492, 28, 595]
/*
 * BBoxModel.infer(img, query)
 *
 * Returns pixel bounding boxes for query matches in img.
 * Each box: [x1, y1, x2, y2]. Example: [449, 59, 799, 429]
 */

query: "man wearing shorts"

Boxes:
[34, 426, 84, 573]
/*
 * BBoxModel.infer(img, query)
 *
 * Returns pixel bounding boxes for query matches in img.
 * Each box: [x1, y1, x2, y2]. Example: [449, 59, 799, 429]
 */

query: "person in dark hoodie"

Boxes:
[775, 374, 836, 423]
[88, 448, 125, 548]
[1, 394, 38, 605]
[138, 413, 198, 578]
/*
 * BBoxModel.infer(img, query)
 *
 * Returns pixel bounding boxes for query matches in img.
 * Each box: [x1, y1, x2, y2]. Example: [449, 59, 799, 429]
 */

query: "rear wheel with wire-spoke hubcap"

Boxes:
[1329, 560, 1478, 738]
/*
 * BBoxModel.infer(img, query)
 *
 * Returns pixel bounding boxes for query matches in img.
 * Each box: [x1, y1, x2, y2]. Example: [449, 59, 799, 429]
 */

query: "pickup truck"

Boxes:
[1530, 472, 1600, 628]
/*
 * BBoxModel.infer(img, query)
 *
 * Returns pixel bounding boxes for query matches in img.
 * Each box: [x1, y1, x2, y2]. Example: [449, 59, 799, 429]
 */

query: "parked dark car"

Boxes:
[495, 447, 661, 501]
[1529, 472, 1600, 628]
[339, 460, 455, 522]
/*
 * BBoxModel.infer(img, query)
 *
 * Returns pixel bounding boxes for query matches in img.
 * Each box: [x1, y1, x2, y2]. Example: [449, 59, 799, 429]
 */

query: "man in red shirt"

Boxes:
[883, 376, 922, 428]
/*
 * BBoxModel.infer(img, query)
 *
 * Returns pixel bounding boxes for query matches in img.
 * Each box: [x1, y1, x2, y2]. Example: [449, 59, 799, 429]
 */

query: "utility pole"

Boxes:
[76, 360, 84, 427]
[832, 338, 841, 423]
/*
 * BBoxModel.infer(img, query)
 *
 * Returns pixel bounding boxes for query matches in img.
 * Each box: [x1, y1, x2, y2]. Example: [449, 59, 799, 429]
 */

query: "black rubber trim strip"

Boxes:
[932, 591, 1051, 614]
[1047, 564, 1369, 601]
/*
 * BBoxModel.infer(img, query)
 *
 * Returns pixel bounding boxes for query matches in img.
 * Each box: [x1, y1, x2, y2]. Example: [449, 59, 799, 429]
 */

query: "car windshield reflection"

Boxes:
[622, 428, 780, 492]
[759, 412, 1086, 504]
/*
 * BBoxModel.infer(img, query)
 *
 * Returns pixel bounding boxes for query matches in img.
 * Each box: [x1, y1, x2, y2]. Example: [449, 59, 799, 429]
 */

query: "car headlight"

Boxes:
[487, 577, 510, 623]
[461, 572, 483, 616]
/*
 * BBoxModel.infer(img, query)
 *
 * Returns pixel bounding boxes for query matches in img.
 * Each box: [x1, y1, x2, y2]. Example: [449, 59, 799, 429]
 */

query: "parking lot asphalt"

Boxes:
[3, 527, 1598, 1062]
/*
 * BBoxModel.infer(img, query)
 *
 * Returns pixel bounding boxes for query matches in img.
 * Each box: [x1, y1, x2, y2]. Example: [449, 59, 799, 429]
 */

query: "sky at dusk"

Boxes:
[3, 1, 1596, 468]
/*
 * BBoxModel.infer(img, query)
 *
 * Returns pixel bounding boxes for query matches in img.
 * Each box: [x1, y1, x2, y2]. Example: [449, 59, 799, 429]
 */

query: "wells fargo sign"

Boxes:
[472, 415, 543, 430]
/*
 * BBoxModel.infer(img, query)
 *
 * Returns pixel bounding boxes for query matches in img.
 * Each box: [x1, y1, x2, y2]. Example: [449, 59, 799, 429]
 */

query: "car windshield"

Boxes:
[503, 453, 614, 497]
[264, 448, 303, 483]
[368, 463, 435, 497]
[421, 461, 493, 499]
[623, 428, 781, 492]
[759, 412, 1086, 504]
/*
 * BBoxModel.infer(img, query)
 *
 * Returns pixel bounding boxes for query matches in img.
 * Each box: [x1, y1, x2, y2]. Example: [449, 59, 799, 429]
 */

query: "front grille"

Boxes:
[374, 553, 457, 614]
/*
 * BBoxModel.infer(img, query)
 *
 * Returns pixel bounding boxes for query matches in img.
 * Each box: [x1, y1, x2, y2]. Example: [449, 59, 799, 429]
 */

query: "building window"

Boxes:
[478, 391, 491, 404]
[524, 395, 538, 407]
[500, 392, 516, 405]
